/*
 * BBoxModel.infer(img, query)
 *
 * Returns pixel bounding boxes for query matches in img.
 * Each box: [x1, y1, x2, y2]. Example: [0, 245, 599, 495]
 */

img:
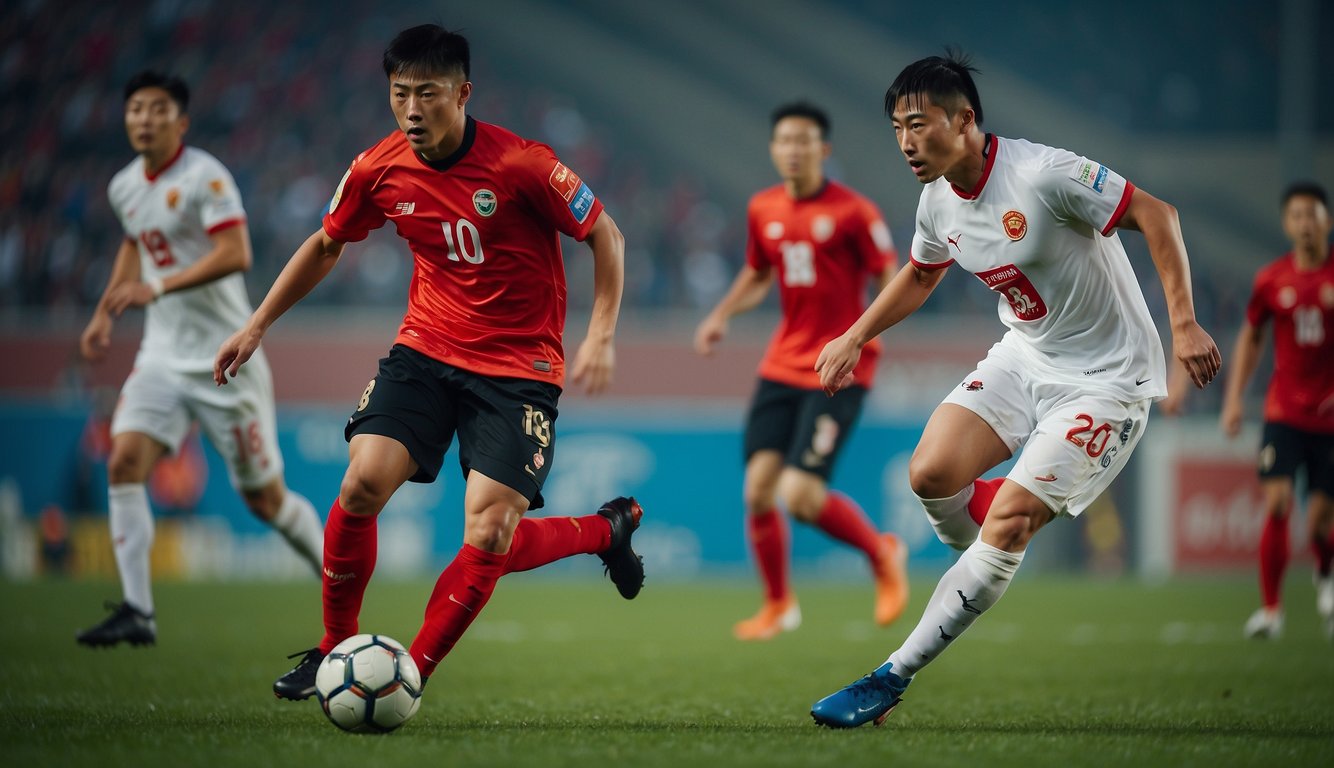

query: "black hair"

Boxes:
[771, 101, 830, 139]
[1281, 180, 1328, 209]
[884, 48, 983, 125]
[383, 24, 470, 81]
[123, 70, 189, 113]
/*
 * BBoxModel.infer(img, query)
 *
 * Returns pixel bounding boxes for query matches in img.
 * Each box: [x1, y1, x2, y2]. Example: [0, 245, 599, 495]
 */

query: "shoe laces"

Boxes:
[286, 647, 323, 668]
[847, 669, 904, 705]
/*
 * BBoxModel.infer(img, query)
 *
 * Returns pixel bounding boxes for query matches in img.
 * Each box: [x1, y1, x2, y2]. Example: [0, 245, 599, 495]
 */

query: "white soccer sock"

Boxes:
[886, 539, 1024, 678]
[917, 485, 980, 552]
[270, 490, 324, 575]
[108, 483, 155, 615]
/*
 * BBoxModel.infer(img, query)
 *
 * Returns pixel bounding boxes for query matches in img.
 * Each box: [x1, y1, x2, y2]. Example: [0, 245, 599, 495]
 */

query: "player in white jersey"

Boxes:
[75, 71, 324, 648]
[808, 53, 1221, 728]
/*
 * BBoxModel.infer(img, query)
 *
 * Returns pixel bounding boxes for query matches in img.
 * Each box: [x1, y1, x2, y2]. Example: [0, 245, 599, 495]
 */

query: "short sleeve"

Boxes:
[1245, 269, 1272, 328]
[850, 198, 896, 274]
[908, 193, 951, 270]
[516, 144, 603, 241]
[322, 152, 386, 244]
[1041, 148, 1134, 236]
[195, 156, 247, 234]
[744, 199, 767, 270]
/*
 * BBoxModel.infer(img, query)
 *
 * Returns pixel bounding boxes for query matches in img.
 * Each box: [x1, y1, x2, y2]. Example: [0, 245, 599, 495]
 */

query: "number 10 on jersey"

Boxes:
[442, 218, 485, 264]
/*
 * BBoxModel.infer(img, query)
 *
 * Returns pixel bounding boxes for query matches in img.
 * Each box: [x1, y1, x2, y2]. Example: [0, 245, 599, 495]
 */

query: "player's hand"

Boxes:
[1173, 321, 1221, 389]
[815, 332, 861, 396]
[1219, 399, 1243, 439]
[214, 324, 263, 386]
[80, 312, 113, 362]
[571, 335, 614, 395]
[694, 313, 726, 356]
[104, 281, 156, 317]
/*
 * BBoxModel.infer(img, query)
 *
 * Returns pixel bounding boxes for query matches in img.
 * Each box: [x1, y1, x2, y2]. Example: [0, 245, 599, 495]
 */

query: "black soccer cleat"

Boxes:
[596, 496, 645, 600]
[76, 601, 157, 648]
[273, 647, 325, 701]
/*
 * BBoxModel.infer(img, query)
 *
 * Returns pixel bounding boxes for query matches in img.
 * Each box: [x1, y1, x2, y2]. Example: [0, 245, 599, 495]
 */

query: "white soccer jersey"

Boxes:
[107, 145, 256, 372]
[910, 135, 1166, 401]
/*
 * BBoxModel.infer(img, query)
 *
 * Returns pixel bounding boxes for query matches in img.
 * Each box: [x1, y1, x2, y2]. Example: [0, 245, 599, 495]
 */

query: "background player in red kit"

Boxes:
[695, 102, 908, 640]
[214, 24, 643, 699]
[1217, 182, 1333, 639]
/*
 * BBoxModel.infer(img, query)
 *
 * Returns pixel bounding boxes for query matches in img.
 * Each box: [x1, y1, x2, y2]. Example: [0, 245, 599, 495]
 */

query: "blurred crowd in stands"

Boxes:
[1, 0, 1321, 365]
[0, 0, 747, 315]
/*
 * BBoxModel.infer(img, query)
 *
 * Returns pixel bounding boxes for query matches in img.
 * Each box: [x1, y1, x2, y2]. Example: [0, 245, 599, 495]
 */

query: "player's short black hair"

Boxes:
[383, 24, 470, 81]
[884, 48, 983, 125]
[1281, 180, 1328, 209]
[771, 101, 830, 140]
[123, 70, 189, 113]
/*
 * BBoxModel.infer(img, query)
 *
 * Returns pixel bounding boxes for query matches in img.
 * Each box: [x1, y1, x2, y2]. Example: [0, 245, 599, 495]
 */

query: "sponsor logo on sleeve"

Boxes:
[548, 162, 580, 201]
[328, 168, 351, 214]
[569, 181, 595, 223]
[1070, 159, 1109, 194]
[870, 220, 893, 251]
[209, 179, 225, 196]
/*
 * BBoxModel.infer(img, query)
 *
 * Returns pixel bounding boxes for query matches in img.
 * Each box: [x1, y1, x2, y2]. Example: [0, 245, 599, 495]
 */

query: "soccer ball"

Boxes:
[314, 634, 423, 733]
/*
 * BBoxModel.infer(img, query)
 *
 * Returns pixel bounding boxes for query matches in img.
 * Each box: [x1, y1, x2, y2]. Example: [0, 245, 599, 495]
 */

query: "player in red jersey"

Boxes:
[695, 102, 908, 640]
[1221, 182, 1334, 639]
[213, 25, 643, 699]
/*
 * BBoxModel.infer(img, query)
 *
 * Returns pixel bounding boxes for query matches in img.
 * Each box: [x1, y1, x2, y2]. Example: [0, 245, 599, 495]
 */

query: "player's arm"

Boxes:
[80, 237, 141, 362]
[1116, 187, 1221, 389]
[569, 211, 625, 395]
[104, 224, 252, 317]
[694, 264, 774, 356]
[214, 228, 346, 385]
[1158, 358, 1192, 416]
[1219, 319, 1265, 438]
[815, 261, 945, 393]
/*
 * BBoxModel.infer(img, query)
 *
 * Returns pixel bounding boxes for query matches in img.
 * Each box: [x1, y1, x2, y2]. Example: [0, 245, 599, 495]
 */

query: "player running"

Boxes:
[695, 102, 908, 640]
[214, 25, 643, 699]
[1187, 182, 1333, 639]
[77, 71, 324, 648]
[808, 52, 1220, 727]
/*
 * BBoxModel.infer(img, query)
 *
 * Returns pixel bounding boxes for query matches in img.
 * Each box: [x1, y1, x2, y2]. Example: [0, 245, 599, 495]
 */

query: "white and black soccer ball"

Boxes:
[315, 634, 423, 733]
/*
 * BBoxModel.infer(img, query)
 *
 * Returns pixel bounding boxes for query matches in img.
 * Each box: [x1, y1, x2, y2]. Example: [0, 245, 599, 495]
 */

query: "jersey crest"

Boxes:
[1002, 210, 1027, 241]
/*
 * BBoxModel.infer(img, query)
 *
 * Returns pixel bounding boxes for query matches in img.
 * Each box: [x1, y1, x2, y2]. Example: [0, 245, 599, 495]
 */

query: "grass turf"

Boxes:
[3, 574, 1331, 768]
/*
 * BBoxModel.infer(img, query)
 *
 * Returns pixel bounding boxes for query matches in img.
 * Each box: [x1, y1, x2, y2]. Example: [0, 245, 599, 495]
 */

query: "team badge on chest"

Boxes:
[1002, 210, 1027, 241]
[473, 189, 497, 217]
[166, 188, 180, 210]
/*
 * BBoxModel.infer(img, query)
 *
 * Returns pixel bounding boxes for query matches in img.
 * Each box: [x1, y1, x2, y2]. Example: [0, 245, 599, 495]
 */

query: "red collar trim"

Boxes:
[144, 144, 185, 182]
[950, 134, 998, 200]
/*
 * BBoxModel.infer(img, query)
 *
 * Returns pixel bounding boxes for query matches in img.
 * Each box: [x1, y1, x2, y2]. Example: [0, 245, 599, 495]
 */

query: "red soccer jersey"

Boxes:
[1245, 248, 1334, 433]
[323, 117, 604, 385]
[745, 181, 896, 390]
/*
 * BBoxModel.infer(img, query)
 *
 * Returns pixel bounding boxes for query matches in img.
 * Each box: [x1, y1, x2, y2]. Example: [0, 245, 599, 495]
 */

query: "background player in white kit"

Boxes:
[76, 71, 323, 648]
[808, 53, 1221, 728]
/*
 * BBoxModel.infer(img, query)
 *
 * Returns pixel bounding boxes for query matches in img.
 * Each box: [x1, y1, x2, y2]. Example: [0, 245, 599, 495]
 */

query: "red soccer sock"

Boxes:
[748, 508, 790, 602]
[319, 500, 378, 654]
[968, 477, 1005, 526]
[409, 544, 506, 678]
[502, 515, 611, 574]
[1311, 527, 1334, 578]
[813, 491, 884, 566]
[1259, 514, 1289, 609]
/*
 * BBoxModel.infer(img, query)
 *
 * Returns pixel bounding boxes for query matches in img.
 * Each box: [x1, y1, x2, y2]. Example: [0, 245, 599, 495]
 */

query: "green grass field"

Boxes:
[3, 574, 1331, 768]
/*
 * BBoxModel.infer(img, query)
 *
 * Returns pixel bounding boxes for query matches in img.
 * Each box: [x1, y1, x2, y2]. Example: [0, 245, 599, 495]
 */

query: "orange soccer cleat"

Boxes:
[733, 596, 801, 641]
[873, 533, 909, 626]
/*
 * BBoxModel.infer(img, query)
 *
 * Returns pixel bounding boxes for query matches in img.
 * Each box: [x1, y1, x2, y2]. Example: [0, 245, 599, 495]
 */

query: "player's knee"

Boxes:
[107, 450, 149, 485]
[464, 518, 515, 554]
[907, 455, 961, 500]
[777, 485, 822, 523]
[982, 506, 1042, 552]
[241, 486, 281, 522]
[743, 484, 778, 516]
[338, 473, 393, 515]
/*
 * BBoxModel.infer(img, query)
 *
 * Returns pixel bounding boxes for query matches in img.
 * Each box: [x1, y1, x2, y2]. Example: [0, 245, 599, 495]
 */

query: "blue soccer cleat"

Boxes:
[810, 661, 911, 728]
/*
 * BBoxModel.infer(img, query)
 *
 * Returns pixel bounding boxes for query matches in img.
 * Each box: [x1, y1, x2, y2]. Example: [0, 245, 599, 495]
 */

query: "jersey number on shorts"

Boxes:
[780, 241, 816, 286]
[139, 229, 177, 267]
[442, 218, 485, 264]
[231, 421, 270, 470]
[1065, 414, 1115, 458]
